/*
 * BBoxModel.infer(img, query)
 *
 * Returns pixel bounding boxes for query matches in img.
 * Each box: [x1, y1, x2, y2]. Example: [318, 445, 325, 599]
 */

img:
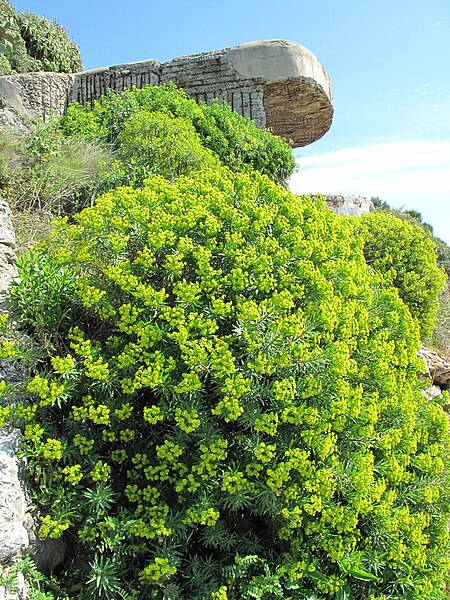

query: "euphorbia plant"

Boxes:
[1, 168, 449, 599]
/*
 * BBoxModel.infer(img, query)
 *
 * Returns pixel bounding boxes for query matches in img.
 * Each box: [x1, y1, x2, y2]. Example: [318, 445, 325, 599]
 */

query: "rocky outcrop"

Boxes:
[422, 384, 444, 402]
[0, 201, 27, 599]
[0, 199, 17, 312]
[418, 345, 450, 389]
[310, 194, 374, 217]
[0, 570, 26, 600]
[0, 199, 65, 598]
[0, 430, 29, 565]
[0, 40, 333, 147]
[0, 74, 74, 125]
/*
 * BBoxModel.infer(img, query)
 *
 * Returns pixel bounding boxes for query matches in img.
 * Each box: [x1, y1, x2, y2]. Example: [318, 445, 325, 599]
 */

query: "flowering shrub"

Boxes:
[354, 212, 447, 339]
[116, 110, 220, 186]
[2, 168, 450, 599]
[59, 83, 296, 185]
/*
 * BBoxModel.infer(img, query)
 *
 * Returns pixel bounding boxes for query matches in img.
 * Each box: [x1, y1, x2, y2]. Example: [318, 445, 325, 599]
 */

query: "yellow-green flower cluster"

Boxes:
[184, 506, 220, 526]
[175, 407, 200, 432]
[61, 464, 83, 485]
[90, 460, 111, 482]
[41, 438, 63, 460]
[13, 167, 450, 599]
[27, 375, 65, 406]
[39, 515, 69, 539]
[139, 557, 176, 584]
[51, 354, 77, 375]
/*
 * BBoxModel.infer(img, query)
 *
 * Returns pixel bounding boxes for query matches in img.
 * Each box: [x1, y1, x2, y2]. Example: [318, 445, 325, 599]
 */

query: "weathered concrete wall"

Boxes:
[0, 40, 333, 147]
[161, 47, 266, 125]
[226, 40, 333, 146]
[71, 59, 160, 106]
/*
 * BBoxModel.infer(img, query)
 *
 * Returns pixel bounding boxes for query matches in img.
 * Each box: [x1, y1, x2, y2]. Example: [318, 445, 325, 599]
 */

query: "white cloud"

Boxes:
[289, 139, 450, 197]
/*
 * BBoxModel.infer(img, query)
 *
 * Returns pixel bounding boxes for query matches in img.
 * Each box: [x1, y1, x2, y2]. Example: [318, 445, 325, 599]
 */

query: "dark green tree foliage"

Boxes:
[0, 0, 82, 75]
[354, 212, 447, 339]
[59, 83, 296, 185]
[2, 170, 450, 599]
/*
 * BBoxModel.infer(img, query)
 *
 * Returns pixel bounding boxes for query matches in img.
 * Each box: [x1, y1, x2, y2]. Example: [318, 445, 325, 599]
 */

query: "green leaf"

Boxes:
[347, 566, 380, 582]
[307, 570, 328, 583]
[285, 581, 301, 590]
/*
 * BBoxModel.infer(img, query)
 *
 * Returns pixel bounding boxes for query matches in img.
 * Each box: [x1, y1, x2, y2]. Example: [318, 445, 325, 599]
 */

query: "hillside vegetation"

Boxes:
[0, 0, 83, 75]
[369, 197, 450, 359]
[0, 84, 449, 600]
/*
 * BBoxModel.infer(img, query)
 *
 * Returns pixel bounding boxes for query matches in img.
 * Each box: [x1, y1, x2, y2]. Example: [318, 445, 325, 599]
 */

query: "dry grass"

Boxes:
[10, 209, 54, 254]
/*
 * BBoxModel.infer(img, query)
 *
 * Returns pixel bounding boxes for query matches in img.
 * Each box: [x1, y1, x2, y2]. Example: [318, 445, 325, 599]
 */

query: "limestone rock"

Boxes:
[417, 345, 450, 388]
[0, 200, 15, 249]
[0, 106, 28, 132]
[0, 73, 74, 123]
[0, 199, 16, 312]
[422, 384, 443, 402]
[0, 245, 16, 310]
[0, 429, 29, 564]
[309, 194, 374, 216]
[0, 570, 26, 600]
[0, 523, 28, 563]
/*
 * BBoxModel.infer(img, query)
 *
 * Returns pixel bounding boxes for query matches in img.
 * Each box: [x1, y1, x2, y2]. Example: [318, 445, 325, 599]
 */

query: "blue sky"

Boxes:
[13, 0, 450, 244]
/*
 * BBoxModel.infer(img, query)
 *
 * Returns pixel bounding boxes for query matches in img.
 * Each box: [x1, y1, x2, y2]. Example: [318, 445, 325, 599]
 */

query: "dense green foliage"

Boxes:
[59, 83, 296, 185]
[2, 168, 450, 599]
[370, 196, 450, 276]
[0, 0, 82, 75]
[368, 197, 450, 356]
[116, 110, 220, 186]
[1, 73, 448, 599]
[353, 212, 447, 339]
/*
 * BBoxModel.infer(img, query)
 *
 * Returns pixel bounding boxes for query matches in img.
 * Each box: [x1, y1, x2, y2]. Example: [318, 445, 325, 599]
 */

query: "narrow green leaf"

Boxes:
[348, 566, 380, 582]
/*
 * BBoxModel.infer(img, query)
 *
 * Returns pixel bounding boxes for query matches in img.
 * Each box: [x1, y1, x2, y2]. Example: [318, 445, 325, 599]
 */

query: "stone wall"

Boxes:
[72, 60, 160, 106]
[0, 40, 333, 147]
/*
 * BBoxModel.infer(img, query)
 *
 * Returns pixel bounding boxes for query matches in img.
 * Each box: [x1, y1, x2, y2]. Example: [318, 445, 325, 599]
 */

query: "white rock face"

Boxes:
[0, 207, 29, 600]
[307, 194, 374, 217]
[422, 384, 443, 402]
[0, 429, 29, 564]
[0, 570, 26, 600]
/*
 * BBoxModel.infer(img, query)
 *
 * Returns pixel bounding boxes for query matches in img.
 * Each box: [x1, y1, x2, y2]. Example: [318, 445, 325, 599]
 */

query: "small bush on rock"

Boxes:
[0, 0, 82, 74]
[2, 169, 450, 599]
